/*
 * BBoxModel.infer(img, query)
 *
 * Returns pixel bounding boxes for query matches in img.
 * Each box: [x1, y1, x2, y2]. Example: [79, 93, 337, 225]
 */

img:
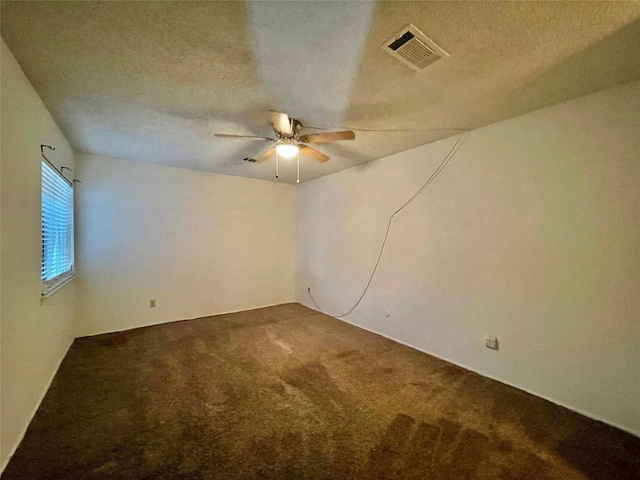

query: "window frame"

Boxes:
[41, 160, 75, 297]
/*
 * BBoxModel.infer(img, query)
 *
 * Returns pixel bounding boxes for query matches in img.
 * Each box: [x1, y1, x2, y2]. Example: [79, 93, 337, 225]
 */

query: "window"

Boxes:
[41, 160, 74, 296]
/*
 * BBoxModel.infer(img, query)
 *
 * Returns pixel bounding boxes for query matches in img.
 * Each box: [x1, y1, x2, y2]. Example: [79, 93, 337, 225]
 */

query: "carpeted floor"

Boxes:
[3, 303, 639, 479]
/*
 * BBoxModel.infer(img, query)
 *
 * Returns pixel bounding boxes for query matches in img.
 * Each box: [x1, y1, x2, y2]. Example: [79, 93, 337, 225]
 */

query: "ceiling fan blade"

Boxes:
[300, 130, 355, 143]
[299, 145, 329, 163]
[269, 111, 293, 135]
[215, 133, 274, 141]
[257, 147, 276, 162]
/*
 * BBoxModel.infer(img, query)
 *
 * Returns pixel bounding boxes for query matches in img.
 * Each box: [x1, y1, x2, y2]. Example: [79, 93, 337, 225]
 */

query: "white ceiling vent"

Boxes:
[382, 24, 449, 72]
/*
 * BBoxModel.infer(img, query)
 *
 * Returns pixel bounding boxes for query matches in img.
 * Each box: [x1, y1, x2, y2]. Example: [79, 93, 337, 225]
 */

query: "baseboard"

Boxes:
[1, 336, 75, 474]
[75, 301, 297, 339]
[299, 301, 640, 439]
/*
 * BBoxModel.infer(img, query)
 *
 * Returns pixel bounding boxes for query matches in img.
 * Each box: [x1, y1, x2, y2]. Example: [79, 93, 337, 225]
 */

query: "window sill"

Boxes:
[41, 271, 76, 298]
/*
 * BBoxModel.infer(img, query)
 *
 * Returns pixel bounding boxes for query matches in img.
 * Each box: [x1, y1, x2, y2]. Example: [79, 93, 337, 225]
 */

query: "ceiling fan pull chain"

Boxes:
[297, 151, 300, 184]
[275, 152, 279, 179]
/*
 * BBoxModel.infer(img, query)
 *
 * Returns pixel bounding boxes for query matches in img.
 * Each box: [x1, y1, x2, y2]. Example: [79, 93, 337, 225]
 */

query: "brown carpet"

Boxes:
[3, 303, 639, 479]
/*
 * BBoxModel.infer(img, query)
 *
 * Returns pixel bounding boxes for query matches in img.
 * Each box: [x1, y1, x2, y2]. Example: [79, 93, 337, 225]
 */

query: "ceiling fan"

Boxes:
[214, 111, 355, 165]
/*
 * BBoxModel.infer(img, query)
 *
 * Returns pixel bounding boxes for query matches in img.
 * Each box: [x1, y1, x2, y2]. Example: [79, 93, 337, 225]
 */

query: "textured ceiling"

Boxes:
[2, 1, 640, 184]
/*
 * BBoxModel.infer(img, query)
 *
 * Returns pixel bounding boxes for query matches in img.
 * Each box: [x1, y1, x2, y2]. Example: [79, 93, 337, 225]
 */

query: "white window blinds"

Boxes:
[41, 161, 74, 288]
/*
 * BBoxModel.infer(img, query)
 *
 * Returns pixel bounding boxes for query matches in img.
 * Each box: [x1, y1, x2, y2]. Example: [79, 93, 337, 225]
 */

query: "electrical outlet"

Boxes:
[485, 335, 498, 350]
[149, 299, 156, 308]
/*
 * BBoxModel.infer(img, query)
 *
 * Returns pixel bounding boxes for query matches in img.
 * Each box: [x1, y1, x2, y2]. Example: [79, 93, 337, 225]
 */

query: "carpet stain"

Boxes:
[3, 303, 639, 479]
[335, 349, 359, 359]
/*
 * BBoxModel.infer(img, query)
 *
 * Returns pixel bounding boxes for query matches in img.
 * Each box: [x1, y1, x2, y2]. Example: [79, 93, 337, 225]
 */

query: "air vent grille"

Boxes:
[382, 24, 448, 72]
[396, 37, 435, 65]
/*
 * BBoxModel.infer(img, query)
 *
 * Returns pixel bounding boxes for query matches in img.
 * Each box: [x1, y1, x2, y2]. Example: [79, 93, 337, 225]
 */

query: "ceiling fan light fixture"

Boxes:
[275, 143, 299, 158]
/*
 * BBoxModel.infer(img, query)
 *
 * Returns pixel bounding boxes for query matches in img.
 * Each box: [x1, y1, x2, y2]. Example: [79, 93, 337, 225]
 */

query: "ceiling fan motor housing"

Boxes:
[275, 119, 302, 142]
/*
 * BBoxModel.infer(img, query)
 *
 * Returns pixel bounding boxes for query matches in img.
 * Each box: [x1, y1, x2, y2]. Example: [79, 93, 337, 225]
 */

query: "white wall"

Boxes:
[296, 80, 640, 435]
[0, 39, 76, 471]
[74, 154, 296, 337]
